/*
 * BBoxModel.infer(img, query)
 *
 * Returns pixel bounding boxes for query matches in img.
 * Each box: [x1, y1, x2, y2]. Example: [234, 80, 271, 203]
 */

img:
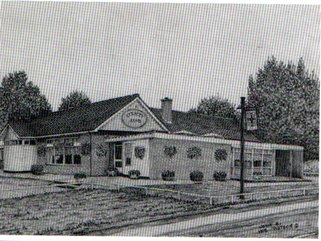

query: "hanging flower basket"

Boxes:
[81, 143, 91, 155]
[187, 147, 202, 159]
[96, 143, 109, 157]
[134, 146, 145, 159]
[164, 146, 177, 158]
[37, 145, 46, 157]
[215, 149, 228, 162]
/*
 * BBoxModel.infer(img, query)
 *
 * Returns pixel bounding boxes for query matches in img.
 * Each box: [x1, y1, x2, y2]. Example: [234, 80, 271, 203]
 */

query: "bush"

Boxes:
[0, 160, 3, 170]
[161, 170, 175, 181]
[190, 170, 203, 182]
[128, 170, 141, 179]
[74, 173, 87, 179]
[105, 167, 118, 176]
[31, 164, 44, 175]
[213, 171, 227, 181]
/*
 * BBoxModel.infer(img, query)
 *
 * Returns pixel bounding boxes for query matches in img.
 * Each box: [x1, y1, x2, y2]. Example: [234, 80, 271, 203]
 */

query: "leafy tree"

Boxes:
[189, 94, 237, 119]
[0, 71, 52, 129]
[58, 90, 91, 111]
[248, 56, 319, 161]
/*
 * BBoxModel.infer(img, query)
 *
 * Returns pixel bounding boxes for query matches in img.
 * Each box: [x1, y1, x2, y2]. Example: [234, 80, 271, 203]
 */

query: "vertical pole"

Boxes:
[240, 97, 245, 199]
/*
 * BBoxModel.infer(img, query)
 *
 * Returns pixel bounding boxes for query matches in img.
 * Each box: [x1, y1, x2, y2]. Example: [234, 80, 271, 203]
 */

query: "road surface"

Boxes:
[113, 199, 318, 238]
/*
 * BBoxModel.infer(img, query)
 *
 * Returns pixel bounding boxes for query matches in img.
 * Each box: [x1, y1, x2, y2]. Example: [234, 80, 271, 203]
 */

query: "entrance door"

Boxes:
[114, 143, 123, 173]
[275, 150, 291, 177]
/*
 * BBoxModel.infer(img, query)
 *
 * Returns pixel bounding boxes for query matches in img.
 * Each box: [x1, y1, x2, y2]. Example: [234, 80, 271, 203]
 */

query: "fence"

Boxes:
[78, 182, 319, 206]
[0, 180, 318, 206]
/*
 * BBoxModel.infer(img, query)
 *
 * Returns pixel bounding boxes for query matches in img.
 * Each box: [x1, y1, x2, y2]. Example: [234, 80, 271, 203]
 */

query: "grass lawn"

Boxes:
[0, 177, 63, 199]
[0, 188, 219, 235]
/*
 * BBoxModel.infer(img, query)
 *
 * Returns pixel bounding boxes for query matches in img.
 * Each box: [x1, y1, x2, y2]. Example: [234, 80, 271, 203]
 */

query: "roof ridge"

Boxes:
[150, 107, 237, 121]
[32, 93, 140, 119]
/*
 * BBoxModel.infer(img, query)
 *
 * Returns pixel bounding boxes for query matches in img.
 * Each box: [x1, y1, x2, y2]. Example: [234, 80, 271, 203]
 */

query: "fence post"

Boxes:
[145, 187, 148, 196]
[303, 189, 306, 196]
[210, 196, 213, 205]
[250, 193, 253, 201]
[178, 191, 181, 200]
[117, 184, 120, 192]
[231, 195, 234, 203]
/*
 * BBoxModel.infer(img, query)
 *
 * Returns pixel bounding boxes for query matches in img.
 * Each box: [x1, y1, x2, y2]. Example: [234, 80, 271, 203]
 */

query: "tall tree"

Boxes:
[0, 71, 52, 129]
[189, 94, 237, 119]
[58, 90, 91, 111]
[248, 56, 319, 161]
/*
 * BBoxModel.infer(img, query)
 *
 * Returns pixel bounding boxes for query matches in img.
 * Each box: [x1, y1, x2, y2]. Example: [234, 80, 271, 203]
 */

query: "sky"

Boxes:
[1, 2, 320, 112]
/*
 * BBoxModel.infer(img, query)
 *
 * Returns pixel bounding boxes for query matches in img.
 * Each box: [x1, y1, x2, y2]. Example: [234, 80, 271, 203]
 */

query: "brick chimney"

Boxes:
[161, 97, 173, 124]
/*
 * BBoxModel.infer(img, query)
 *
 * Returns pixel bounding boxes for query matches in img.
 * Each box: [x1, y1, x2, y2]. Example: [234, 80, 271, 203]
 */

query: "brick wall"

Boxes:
[149, 138, 232, 180]
[37, 133, 110, 176]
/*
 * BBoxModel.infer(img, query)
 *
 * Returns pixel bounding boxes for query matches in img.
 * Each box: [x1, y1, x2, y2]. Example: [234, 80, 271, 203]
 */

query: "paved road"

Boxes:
[114, 200, 318, 237]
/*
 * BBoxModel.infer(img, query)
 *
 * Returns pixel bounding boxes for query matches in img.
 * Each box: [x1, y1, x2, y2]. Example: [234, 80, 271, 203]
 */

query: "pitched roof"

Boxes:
[8, 94, 139, 137]
[150, 108, 260, 142]
[7, 93, 259, 142]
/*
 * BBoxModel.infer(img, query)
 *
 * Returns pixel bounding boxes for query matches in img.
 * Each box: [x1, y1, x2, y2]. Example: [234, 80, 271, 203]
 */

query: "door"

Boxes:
[114, 143, 123, 173]
[275, 150, 291, 177]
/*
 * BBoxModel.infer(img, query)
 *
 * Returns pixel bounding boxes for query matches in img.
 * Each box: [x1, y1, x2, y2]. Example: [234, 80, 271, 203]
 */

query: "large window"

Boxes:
[231, 148, 273, 177]
[46, 138, 82, 165]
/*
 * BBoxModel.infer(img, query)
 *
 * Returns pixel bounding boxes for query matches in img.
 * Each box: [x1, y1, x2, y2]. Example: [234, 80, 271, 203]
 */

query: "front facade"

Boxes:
[0, 94, 304, 179]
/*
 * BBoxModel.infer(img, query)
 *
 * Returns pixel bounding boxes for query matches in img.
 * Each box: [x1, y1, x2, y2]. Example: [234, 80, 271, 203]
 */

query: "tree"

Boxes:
[189, 94, 237, 119]
[248, 56, 319, 161]
[58, 90, 91, 111]
[0, 71, 52, 129]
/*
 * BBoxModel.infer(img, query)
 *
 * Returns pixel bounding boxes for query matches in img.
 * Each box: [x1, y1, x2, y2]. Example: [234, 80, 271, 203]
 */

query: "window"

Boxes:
[47, 145, 81, 165]
[115, 144, 122, 160]
[234, 160, 240, 167]
[55, 154, 63, 164]
[254, 160, 261, 167]
[30, 140, 36, 145]
[125, 157, 131, 166]
[124, 143, 132, 166]
[74, 154, 81, 165]
[115, 161, 122, 168]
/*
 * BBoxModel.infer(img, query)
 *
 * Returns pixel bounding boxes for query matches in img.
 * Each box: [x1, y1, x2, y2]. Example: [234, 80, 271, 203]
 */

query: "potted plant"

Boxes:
[128, 170, 141, 179]
[74, 172, 87, 184]
[31, 164, 44, 175]
[253, 171, 262, 180]
[161, 170, 175, 181]
[190, 170, 204, 183]
[106, 167, 118, 177]
[213, 171, 227, 181]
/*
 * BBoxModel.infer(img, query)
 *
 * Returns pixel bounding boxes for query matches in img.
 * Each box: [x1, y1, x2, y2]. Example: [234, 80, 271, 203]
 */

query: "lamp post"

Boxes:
[240, 97, 245, 198]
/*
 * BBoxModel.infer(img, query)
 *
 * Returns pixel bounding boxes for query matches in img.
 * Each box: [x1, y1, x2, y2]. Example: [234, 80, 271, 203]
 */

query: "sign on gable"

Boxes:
[121, 109, 147, 129]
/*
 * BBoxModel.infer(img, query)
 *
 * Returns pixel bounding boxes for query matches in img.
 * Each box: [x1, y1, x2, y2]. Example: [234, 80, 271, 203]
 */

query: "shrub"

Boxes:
[74, 173, 87, 179]
[31, 164, 44, 175]
[0, 160, 3, 170]
[190, 170, 203, 182]
[161, 170, 175, 181]
[105, 167, 118, 176]
[128, 170, 141, 179]
[213, 171, 227, 181]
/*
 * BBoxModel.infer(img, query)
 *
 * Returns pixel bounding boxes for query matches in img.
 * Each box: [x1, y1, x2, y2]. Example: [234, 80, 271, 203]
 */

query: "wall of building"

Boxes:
[4, 145, 37, 172]
[37, 133, 109, 176]
[149, 138, 232, 180]
[122, 139, 150, 177]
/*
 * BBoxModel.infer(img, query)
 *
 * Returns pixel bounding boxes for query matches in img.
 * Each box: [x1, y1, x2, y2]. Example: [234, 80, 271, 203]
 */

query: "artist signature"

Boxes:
[258, 222, 299, 233]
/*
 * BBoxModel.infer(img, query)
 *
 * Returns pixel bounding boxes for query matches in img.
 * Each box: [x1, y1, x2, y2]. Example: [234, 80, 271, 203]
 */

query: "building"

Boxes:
[0, 94, 303, 179]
